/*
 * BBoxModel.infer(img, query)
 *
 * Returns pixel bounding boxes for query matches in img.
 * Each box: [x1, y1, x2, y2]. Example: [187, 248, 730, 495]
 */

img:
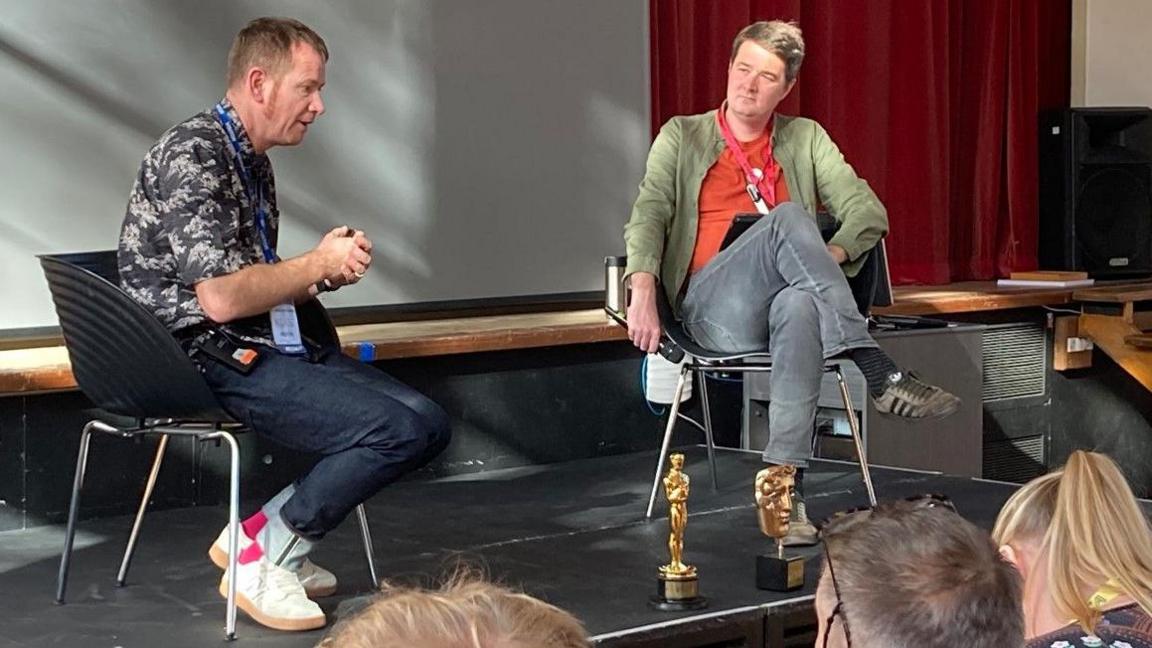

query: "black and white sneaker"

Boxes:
[873, 371, 961, 419]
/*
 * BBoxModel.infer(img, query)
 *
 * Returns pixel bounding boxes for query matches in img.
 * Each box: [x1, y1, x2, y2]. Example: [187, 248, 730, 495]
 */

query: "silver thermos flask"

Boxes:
[604, 256, 627, 317]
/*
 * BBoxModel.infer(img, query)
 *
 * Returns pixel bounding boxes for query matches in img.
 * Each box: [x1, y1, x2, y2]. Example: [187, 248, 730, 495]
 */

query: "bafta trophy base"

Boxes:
[755, 553, 805, 591]
[649, 572, 708, 611]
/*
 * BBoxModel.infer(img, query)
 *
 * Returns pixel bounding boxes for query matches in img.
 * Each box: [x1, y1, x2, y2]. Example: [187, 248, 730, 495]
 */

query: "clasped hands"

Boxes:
[316, 225, 373, 290]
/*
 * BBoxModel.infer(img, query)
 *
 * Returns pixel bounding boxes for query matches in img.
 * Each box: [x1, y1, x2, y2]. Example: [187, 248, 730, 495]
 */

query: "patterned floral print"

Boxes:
[118, 98, 277, 342]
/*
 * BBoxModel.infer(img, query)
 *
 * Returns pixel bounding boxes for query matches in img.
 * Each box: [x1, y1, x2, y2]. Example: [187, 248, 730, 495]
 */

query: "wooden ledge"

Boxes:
[1073, 284, 1152, 303]
[6, 281, 1150, 396]
[0, 309, 627, 396]
[0, 347, 75, 395]
[338, 309, 626, 361]
[876, 281, 1146, 316]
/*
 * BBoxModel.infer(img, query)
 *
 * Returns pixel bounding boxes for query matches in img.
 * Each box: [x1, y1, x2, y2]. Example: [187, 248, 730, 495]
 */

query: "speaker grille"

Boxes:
[983, 435, 1046, 483]
[1077, 165, 1152, 275]
[983, 323, 1046, 402]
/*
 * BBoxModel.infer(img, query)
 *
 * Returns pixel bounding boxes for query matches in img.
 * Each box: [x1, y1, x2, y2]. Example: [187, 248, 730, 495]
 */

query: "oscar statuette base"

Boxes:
[650, 571, 708, 611]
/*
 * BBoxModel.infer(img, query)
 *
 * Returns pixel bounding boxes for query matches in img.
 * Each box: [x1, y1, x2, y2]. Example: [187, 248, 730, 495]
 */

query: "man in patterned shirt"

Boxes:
[118, 18, 450, 632]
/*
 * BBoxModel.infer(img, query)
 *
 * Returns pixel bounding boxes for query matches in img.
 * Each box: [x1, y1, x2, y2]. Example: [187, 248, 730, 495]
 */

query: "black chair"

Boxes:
[605, 241, 889, 518]
[41, 251, 379, 640]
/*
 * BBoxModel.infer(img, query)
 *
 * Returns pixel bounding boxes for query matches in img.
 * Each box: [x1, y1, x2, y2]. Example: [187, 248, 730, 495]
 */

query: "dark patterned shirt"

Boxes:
[118, 98, 278, 343]
[1027, 604, 1152, 648]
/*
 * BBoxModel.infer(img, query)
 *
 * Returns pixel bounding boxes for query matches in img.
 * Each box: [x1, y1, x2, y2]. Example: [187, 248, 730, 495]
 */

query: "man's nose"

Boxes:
[311, 93, 325, 116]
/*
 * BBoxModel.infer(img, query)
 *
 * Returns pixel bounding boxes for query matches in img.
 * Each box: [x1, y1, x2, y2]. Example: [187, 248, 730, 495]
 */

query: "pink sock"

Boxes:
[241, 511, 267, 540]
[238, 541, 264, 565]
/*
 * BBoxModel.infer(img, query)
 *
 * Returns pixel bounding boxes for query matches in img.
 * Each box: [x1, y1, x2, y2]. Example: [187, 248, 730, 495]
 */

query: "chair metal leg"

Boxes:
[834, 366, 877, 506]
[646, 366, 690, 519]
[355, 504, 379, 588]
[204, 430, 240, 641]
[56, 421, 104, 604]
[117, 434, 170, 586]
[695, 369, 719, 491]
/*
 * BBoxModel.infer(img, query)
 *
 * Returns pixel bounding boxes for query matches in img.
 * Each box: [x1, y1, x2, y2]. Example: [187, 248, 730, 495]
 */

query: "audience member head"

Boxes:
[816, 496, 1023, 648]
[993, 450, 1152, 636]
[730, 21, 805, 82]
[316, 571, 589, 648]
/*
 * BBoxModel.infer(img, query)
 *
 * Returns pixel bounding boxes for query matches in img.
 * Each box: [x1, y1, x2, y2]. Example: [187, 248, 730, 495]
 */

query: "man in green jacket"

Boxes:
[624, 21, 959, 545]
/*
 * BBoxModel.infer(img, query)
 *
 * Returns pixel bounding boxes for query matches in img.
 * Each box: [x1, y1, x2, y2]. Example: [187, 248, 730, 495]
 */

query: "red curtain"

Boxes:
[650, 0, 1071, 284]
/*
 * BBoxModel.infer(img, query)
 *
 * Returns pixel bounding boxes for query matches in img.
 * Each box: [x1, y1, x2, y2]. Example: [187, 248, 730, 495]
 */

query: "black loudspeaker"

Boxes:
[1039, 107, 1152, 278]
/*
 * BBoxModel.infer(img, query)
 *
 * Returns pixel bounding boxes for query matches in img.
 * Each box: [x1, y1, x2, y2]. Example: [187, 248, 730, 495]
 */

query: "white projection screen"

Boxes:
[0, 0, 650, 331]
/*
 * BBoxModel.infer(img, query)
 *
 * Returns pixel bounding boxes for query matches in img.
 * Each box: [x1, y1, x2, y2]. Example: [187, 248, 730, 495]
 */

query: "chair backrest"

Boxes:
[39, 251, 232, 421]
[297, 297, 340, 347]
[845, 240, 893, 316]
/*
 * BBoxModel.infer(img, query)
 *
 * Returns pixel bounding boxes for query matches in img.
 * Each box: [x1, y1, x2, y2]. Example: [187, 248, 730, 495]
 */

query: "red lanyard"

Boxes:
[716, 103, 780, 208]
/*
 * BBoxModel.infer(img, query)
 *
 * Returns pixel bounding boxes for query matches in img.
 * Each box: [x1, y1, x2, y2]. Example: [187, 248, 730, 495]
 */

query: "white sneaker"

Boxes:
[208, 526, 338, 598]
[220, 558, 326, 632]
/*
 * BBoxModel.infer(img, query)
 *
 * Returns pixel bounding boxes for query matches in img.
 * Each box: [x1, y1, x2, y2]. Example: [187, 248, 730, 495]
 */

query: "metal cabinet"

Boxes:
[743, 324, 986, 477]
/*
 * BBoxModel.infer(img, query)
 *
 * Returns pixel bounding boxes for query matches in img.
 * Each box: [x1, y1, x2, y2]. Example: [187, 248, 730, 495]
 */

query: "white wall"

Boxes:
[1076, 0, 1152, 107]
[0, 0, 650, 331]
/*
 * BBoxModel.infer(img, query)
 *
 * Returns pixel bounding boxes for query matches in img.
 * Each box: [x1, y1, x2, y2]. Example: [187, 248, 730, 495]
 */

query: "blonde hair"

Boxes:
[227, 17, 329, 87]
[992, 450, 1152, 633]
[316, 572, 588, 648]
[730, 21, 805, 82]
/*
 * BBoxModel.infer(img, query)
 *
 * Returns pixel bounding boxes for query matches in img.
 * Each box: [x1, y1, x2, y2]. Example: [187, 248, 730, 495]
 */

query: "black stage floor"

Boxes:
[0, 447, 1020, 647]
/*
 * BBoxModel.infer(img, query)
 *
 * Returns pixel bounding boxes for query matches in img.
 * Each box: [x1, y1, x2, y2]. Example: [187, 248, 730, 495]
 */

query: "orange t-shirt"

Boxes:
[690, 133, 790, 274]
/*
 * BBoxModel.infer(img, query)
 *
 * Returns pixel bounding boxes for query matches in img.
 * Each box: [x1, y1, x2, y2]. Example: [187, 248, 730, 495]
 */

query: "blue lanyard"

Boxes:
[214, 103, 275, 263]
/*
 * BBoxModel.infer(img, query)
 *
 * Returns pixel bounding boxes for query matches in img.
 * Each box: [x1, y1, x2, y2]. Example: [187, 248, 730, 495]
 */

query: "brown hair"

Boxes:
[227, 17, 329, 87]
[993, 450, 1152, 633]
[730, 21, 805, 82]
[316, 572, 588, 648]
[823, 499, 1023, 647]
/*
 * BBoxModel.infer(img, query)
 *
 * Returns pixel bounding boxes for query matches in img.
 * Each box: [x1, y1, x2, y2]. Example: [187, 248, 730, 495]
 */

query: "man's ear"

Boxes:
[999, 544, 1025, 575]
[246, 67, 268, 104]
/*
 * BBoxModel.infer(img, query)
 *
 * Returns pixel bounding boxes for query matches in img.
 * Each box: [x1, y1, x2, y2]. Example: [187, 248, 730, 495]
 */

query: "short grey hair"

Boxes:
[730, 21, 805, 83]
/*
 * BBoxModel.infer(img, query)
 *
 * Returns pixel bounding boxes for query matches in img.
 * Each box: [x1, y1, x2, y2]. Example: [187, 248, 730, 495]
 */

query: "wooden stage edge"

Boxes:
[1, 280, 1145, 396]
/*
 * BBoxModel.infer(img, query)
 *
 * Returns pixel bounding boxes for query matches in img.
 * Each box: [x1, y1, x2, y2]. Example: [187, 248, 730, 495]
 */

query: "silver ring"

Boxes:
[354, 271, 366, 279]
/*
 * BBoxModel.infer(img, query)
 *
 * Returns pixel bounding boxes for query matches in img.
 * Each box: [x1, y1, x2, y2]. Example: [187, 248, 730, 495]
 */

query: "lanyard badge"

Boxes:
[214, 103, 276, 263]
[717, 104, 780, 215]
[214, 103, 305, 355]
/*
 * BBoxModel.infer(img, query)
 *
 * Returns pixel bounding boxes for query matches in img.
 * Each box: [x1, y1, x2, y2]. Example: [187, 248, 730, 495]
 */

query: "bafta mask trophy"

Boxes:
[754, 465, 805, 591]
[650, 453, 707, 610]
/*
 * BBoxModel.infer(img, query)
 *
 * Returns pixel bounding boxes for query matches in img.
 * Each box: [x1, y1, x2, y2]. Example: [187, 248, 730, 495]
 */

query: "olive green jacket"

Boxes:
[623, 110, 888, 309]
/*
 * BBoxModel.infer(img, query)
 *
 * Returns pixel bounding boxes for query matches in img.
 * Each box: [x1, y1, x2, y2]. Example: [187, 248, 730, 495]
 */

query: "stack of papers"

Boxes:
[996, 271, 1095, 288]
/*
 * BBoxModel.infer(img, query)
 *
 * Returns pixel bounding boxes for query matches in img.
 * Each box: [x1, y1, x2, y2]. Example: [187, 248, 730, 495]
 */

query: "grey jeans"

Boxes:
[680, 203, 877, 467]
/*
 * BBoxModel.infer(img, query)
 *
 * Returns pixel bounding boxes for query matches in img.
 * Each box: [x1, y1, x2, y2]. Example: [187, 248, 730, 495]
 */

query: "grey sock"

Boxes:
[259, 483, 296, 522]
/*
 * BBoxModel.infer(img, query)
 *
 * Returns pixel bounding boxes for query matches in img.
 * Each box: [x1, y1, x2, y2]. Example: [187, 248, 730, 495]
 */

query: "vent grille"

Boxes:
[983, 323, 1046, 402]
[983, 435, 1046, 483]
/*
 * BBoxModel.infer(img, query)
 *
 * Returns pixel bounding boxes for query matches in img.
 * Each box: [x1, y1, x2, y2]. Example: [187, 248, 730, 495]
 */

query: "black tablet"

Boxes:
[720, 213, 762, 250]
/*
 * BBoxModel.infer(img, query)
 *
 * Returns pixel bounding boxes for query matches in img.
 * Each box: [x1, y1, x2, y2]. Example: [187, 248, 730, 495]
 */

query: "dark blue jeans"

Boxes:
[197, 345, 451, 540]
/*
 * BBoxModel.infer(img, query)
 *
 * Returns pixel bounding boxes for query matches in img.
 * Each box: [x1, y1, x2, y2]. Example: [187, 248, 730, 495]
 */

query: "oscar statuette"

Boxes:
[650, 453, 707, 610]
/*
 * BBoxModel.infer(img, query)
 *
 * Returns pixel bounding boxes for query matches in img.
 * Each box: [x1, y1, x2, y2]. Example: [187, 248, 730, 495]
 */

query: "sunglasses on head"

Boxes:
[819, 494, 957, 648]
[820, 493, 956, 537]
